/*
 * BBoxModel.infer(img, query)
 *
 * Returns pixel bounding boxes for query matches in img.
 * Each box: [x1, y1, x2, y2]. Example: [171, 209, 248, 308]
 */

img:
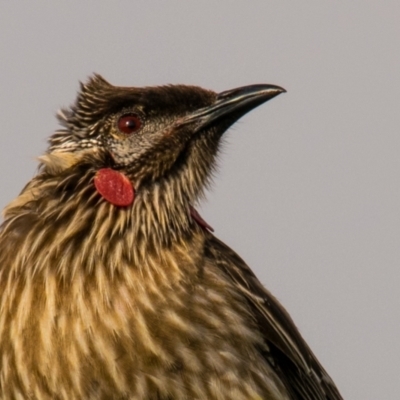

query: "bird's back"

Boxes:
[205, 234, 343, 400]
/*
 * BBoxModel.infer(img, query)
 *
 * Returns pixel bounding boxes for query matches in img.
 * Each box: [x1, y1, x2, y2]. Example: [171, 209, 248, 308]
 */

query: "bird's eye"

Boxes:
[117, 114, 142, 135]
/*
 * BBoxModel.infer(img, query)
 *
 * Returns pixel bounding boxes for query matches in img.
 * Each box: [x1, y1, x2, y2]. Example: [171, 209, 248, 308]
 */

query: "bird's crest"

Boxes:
[49, 74, 115, 152]
[58, 73, 114, 130]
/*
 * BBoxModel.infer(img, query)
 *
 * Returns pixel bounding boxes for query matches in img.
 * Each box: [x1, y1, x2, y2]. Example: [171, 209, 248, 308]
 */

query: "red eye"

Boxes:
[117, 114, 142, 135]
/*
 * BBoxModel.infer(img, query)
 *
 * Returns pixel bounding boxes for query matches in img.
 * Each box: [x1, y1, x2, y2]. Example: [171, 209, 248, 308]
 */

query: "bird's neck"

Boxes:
[0, 165, 205, 282]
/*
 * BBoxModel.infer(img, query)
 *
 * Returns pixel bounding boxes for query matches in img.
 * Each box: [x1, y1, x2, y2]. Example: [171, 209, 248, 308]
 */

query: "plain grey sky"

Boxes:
[1, 2, 399, 399]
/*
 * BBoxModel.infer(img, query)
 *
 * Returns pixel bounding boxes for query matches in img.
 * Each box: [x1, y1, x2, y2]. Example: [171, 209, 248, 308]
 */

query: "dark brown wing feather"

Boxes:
[204, 234, 343, 400]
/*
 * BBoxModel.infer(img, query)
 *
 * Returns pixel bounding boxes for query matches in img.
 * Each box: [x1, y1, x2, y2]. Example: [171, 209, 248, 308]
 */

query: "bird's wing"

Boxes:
[205, 234, 343, 400]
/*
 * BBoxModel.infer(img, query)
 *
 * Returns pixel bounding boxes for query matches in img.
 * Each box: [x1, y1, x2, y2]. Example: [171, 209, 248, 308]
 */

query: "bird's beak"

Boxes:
[183, 84, 286, 131]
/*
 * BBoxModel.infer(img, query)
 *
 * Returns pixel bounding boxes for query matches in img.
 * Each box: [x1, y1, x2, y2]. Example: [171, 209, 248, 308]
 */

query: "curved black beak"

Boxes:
[183, 84, 286, 131]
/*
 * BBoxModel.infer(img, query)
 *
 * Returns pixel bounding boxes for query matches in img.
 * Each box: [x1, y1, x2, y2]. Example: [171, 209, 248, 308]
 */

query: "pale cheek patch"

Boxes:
[94, 168, 135, 207]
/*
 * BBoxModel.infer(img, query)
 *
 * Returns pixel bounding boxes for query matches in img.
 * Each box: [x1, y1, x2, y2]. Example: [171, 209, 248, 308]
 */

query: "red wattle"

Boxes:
[189, 206, 214, 232]
[94, 168, 135, 207]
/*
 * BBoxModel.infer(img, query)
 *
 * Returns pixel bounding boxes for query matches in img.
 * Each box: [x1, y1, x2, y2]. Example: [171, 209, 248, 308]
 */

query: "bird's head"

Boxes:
[48, 74, 284, 201]
[37, 74, 284, 247]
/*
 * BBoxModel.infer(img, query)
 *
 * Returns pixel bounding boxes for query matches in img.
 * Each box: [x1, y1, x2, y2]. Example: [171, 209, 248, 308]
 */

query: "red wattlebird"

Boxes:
[0, 75, 343, 399]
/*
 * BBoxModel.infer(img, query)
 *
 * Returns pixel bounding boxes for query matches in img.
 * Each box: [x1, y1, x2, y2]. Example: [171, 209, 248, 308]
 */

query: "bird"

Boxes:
[0, 74, 343, 400]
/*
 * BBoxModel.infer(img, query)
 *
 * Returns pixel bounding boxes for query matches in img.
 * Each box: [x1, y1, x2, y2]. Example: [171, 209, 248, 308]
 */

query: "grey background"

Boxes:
[1, 2, 399, 399]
